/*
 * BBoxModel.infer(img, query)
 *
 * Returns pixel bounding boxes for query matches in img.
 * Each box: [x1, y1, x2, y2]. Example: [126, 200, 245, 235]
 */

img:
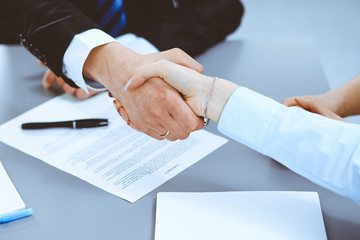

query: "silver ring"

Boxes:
[160, 130, 170, 138]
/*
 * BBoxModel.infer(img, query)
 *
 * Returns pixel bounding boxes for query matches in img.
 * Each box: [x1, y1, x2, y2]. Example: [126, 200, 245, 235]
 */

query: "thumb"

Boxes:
[282, 97, 299, 107]
[294, 97, 311, 111]
[160, 48, 203, 74]
[125, 60, 169, 91]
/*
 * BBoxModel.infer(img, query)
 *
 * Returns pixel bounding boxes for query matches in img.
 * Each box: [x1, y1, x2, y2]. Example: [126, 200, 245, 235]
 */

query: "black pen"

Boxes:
[21, 118, 109, 129]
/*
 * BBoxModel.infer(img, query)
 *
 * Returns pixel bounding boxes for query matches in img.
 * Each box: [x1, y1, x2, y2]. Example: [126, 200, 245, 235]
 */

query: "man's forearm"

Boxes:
[83, 42, 140, 91]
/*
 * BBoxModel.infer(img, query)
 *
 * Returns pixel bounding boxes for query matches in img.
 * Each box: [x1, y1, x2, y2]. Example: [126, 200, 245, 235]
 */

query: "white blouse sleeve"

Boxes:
[218, 87, 360, 203]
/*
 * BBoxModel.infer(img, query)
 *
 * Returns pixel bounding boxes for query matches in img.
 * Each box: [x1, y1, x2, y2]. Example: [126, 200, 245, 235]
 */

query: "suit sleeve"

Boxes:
[0, 0, 98, 88]
[128, 0, 244, 56]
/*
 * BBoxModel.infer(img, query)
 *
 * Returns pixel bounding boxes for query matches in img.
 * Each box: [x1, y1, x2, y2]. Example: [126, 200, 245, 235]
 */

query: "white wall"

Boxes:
[228, 0, 360, 90]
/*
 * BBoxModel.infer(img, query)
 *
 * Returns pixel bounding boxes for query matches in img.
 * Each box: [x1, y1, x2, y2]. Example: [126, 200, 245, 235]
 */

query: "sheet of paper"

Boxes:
[155, 191, 327, 240]
[0, 161, 26, 216]
[0, 93, 227, 203]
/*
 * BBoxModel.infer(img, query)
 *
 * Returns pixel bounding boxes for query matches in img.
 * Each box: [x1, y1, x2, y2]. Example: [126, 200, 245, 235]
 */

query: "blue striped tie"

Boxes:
[96, 0, 127, 37]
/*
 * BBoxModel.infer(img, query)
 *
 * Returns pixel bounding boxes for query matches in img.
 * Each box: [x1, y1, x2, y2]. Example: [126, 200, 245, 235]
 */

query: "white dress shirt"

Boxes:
[62, 29, 159, 92]
[218, 87, 360, 203]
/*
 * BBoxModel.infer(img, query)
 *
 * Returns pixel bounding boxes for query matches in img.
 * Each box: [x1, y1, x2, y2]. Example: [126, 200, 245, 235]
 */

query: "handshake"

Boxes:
[41, 42, 345, 141]
[113, 59, 239, 140]
[92, 42, 234, 141]
[41, 42, 239, 141]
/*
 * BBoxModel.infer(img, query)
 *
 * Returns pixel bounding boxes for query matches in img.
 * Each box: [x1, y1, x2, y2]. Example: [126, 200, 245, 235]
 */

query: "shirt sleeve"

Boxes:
[218, 87, 360, 203]
[63, 29, 159, 92]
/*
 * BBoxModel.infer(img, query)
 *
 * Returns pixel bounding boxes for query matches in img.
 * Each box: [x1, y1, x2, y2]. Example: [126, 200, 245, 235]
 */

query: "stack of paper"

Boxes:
[155, 191, 327, 240]
[0, 161, 26, 216]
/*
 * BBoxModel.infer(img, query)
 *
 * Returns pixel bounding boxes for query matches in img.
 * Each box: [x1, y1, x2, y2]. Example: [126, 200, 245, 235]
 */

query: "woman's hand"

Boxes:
[125, 60, 211, 117]
[124, 60, 238, 122]
[93, 45, 204, 141]
[283, 96, 345, 121]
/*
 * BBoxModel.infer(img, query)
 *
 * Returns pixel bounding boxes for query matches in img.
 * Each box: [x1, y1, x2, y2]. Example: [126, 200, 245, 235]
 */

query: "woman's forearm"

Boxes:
[219, 87, 360, 202]
[325, 74, 360, 117]
[207, 78, 239, 123]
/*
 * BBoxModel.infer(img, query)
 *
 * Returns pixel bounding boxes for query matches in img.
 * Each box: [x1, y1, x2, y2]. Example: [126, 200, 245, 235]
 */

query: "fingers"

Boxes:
[294, 97, 345, 121]
[56, 77, 77, 95]
[127, 47, 203, 91]
[160, 48, 203, 73]
[42, 69, 57, 89]
[126, 60, 169, 90]
[114, 87, 198, 141]
[114, 99, 130, 123]
[143, 129, 166, 140]
[168, 96, 204, 133]
[294, 97, 326, 114]
[38, 60, 46, 67]
[74, 88, 100, 100]
[114, 98, 177, 140]
[282, 97, 300, 107]
[115, 76, 201, 141]
[159, 95, 203, 141]
[160, 114, 189, 140]
[293, 97, 312, 111]
[42, 69, 98, 99]
[119, 107, 130, 124]
[42, 66, 102, 100]
[113, 98, 122, 108]
[284, 95, 345, 121]
[56, 77, 99, 100]
[163, 132, 177, 141]
[127, 60, 198, 94]
[148, 128, 177, 141]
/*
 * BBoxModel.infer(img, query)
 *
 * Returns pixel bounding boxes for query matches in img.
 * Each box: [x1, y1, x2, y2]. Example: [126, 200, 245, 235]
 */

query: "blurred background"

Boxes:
[228, 0, 360, 91]
[1, 0, 359, 120]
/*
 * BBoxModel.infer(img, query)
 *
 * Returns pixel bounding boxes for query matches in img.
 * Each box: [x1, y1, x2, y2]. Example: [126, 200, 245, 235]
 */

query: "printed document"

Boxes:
[155, 191, 327, 240]
[0, 93, 227, 203]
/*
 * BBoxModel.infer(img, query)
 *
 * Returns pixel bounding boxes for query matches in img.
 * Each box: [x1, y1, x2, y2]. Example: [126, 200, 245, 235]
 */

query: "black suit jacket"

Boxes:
[0, 0, 244, 88]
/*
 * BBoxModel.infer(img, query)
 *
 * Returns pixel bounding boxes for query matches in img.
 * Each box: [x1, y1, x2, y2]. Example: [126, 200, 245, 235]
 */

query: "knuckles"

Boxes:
[177, 132, 190, 140]
[170, 47, 184, 55]
[168, 47, 186, 60]
[198, 64, 204, 73]
[184, 118, 203, 133]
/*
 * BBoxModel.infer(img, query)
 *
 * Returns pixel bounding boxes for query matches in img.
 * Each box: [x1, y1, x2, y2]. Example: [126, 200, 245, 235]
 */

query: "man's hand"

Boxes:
[115, 60, 238, 124]
[113, 77, 203, 140]
[84, 43, 204, 141]
[39, 61, 100, 99]
[283, 96, 345, 121]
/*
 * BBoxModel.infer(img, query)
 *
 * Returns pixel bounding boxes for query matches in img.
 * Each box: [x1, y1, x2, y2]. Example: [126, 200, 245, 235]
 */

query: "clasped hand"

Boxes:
[114, 60, 239, 131]
[41, 42, 346, 143]
[114, 59, 347, 142]
[40, 44, 205, 141]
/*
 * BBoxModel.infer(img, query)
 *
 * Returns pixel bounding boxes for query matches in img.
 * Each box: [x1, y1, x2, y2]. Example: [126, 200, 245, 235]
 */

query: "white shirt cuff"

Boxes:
[218, 87, 284, 151]
[115, 33, 159, 55]
[63, 29, 159, 93]
[63, 29, 116, 93]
